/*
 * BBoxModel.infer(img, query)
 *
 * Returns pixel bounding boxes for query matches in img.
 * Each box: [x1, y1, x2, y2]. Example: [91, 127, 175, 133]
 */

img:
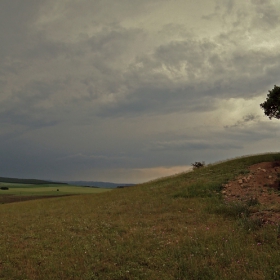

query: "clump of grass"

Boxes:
[239, 169, 250, 175]
[173, 181, 222, 198]
[212, 202, 250, 219]
[238, 216, 263, 232]
[276, 224, 280, 239]
[246, 197, 260, 207]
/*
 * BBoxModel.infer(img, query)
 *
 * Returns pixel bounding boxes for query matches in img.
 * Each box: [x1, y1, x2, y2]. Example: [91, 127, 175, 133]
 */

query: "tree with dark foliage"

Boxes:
[260, 85, 280, 120]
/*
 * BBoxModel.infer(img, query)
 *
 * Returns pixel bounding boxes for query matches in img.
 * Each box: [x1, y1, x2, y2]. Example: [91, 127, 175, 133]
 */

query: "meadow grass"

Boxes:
[0, 184, 111, 196]
[1, 153, 280, 279]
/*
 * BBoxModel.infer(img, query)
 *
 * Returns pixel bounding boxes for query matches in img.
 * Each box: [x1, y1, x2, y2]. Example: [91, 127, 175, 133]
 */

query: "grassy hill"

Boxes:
[1, 153, 280, 279]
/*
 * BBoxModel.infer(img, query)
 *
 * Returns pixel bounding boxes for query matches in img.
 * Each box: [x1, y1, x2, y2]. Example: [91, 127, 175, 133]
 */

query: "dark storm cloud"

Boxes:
[96, 34, 280, 117]
[0, 80, 63, 128]
[2, 0, 280, 122]
[0, 21, 148, 127]
[0, 0, 45, 58]
[0, 0, 280, 182]
[56, 153, 136, 169]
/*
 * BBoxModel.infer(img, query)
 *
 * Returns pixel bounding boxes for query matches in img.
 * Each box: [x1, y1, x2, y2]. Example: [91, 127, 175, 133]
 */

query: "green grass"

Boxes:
[1, 153, 280, 279]
[0, 183, 111, 195]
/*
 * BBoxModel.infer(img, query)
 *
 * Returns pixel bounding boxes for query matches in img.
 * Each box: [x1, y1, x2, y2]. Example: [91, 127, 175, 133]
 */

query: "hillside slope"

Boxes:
[1, 153, 280, 280]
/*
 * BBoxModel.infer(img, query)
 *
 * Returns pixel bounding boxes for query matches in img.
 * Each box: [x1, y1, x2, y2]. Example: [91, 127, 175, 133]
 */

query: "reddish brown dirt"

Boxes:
[222, 161, 280, 224]
[0, 194, 73, 204]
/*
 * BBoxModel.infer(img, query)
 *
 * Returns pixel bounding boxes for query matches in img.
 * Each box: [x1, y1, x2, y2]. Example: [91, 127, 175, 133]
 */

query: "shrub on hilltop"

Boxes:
[191, 161, 205, 169]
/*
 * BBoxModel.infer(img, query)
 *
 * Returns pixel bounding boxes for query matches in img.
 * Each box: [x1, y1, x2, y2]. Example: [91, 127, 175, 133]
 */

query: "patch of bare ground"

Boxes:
[222, 161, 280, 224]
[0, 194, 73, 204]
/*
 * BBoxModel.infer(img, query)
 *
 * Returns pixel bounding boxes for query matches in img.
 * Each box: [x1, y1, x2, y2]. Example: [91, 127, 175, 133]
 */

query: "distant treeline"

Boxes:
[117, 185, 133, 189]
[0, 177, 65, 185]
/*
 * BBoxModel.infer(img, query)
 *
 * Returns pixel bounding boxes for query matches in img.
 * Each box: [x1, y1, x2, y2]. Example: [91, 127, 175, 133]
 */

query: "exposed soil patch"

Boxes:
[222, 161, 280, 224]
[0, 194, 73, 204]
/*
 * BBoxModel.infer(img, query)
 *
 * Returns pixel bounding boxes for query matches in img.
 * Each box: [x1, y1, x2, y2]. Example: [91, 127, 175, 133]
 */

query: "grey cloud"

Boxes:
[223, 0, 234, 14]
[23, 37, 70, 61]
[153, 39, 216, 72]
[87, 26, 144, 59]
[224, 114, 260, 128]
[96, 87, 218, 118]
[145, 120, 278, 167]
[3, 0, 280, 124]
[0, 1, 45, 57]
[150, 140, 241, 152]
[1, 0, 280, 183]
[250, 0, 280, 30]
[223, 120, 278, 143]
[216, 0, 235, 18]
[96, 32, 280, 117]
[202, 0, 244, 26]
[0, 26, 144, 126]
[243, 114, 258, 122]
[56, 153, 135, 169]
[0, 133, 63, 179]
[203, 0, 280, 32]
[0, 80, 64, 128]
[43, 0, 161, 26]
[158, 116, 277, 147]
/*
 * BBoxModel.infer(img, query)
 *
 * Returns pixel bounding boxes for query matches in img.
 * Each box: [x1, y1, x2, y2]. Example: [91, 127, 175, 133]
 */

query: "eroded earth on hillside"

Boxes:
[222, 161, 280, 224]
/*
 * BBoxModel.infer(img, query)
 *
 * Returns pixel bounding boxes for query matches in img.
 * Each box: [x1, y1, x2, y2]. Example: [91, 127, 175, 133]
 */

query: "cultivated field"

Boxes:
[1, 153, 280, 279]
[0, 183, 111, 204]
[0, 183, 111, 196]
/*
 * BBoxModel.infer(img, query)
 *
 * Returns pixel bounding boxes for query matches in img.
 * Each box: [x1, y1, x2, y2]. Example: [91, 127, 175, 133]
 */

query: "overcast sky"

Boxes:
[1, 0, 280, 183]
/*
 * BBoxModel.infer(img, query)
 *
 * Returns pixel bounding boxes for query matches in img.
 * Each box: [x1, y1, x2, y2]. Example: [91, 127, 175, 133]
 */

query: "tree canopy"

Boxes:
[260, 85, 280, 120]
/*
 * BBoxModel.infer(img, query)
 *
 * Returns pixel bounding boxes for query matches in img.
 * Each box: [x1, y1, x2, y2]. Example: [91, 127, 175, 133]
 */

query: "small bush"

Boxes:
[213, 202, 249, 218]
[0, 187, 9, 190]
[191, 161, 205, 169]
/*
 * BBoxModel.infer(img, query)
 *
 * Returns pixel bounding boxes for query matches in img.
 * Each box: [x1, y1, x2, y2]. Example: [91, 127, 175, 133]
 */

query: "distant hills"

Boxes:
[0, 176, 134, 189]
[0, 177, 63, 185]
[62, 181, 135, 189]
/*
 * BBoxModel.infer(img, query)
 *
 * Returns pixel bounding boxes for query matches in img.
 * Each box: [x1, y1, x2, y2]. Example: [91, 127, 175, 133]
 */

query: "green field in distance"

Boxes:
[0, 182, 111, 196]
